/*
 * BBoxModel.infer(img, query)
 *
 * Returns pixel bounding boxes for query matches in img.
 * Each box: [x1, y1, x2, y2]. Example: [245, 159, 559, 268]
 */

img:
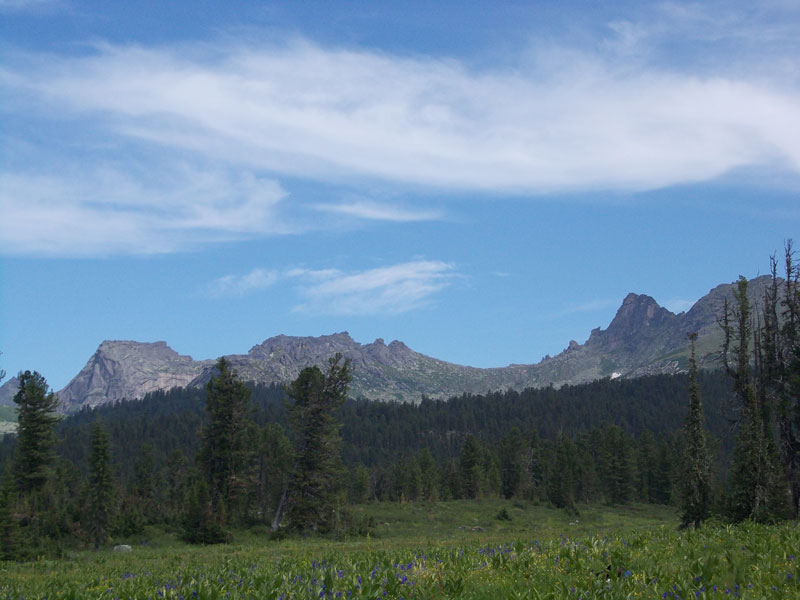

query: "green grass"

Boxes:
[349, 499, 677, 544]
[2, 500, 799, 599]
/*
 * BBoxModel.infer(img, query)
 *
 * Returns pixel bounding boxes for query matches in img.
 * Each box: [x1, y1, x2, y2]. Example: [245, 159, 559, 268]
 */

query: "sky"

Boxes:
[1, 0, 798, 391]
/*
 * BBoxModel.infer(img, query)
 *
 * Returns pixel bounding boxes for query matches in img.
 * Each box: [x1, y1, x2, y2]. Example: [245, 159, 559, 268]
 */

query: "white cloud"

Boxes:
[4, 32, 799, 197]
[284, 267, 342, 281]
[0, 0, 60, 12]
[208, 268, 279, 297]
[313, 200, 443, 222]
[2, 11, 800, 256]
[0, 166, 289, 256]
[204, 260, 455, 313]
[291, 260, 455, 315]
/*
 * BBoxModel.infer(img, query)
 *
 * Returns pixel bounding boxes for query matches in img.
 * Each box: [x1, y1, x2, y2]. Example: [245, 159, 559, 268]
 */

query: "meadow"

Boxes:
[2, 500, 798, 599]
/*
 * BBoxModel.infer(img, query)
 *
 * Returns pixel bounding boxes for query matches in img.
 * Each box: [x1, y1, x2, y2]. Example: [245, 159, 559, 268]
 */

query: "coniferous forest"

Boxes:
[1, 245, 799, 559]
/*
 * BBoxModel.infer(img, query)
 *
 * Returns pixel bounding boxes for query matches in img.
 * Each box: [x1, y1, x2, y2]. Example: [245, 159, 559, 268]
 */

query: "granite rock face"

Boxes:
[1, 275, 772, 413]
[56, 341, 213, 412]
[0, 376, 19, 407]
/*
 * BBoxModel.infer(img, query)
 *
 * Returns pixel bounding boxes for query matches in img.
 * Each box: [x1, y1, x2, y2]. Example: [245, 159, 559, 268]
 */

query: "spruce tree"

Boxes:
[636, 430, 657, 503]
[459, 434, 483, 499]
[182, 474, 230, 544]
[0, 470, 21, 560]
[678, 332, 711, 528]
[278, 354, 351, 533]
[768, 242, 800, 517]
[417, 447, 439, 502]
[12, 370, 59, 493]
[604, 425, 634, 504]
[499, 427, 525, 499]
[722, 277, 787, 521]
[255, 423, 292, 519]
[348, 465, 370, 504]
[547, 436, 577, 510]
[198, 357, 251, 526]
[87, 421, 115, 549]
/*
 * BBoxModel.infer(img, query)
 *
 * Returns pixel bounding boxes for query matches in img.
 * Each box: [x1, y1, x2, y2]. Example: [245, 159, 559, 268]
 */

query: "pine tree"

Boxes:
[198, 357, 251, 526]
[278, 354, 351, 533]
[652, 436, 675, 505]
[255, 423, 292, 520]
[86, 421, 115, 549]
[348, 465, 371, 504]
[459, 434, 483, 499]
[182, 474, 230, 544]
[636, 430, 657, 503]
[768, 242, 800, 517]
[404, 455, 423, 501]
[678, 332, 711, 529]
[547, 436, 577, 510]
[12, 370, 59, 494]
[604, 425, 634, 504]
[417, 448, 439, 502]
[722, 277, 787, 521]
[130, 443, 158, 522]
[0, 470, 21, 560]
[499, 427, 525, 499]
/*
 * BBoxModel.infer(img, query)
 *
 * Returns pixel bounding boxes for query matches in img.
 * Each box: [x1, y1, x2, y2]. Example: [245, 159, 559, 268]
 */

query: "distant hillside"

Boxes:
[0, 275, 772, 413]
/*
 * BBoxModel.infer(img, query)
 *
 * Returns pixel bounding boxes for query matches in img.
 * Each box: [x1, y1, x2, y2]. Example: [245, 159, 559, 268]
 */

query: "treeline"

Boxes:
[0, 369, 734, 478]
[0, 369, 728, 556]
[1, 243, 798, 557]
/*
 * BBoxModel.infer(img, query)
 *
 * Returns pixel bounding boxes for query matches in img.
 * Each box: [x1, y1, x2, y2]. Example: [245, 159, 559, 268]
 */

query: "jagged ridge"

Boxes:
[0, 275, 773, 413]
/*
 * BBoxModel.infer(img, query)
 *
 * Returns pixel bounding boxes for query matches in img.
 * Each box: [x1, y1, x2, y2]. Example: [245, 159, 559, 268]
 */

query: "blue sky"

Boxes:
[1, 0, 798, 390]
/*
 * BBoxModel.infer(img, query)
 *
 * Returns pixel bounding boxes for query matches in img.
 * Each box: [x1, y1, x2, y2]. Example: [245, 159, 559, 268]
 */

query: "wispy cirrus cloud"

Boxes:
[2, 3, 799, 256]
[0, 0, 61, 12]
[208, 268, 279, 297]
[291, 260, 455, 315]
[313, 200, 443, 222]
[4, 24, 799, 196]
[0, 166, 289, 256]
[207, 260, 456, 314]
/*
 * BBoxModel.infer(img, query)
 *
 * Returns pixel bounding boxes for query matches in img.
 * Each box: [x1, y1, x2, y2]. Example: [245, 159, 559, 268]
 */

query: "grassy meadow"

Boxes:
[2, 500, 798, 599]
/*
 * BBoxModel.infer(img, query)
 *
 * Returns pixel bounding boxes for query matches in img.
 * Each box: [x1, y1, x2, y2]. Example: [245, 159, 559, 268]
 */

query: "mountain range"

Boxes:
[0, 275, 771, 413]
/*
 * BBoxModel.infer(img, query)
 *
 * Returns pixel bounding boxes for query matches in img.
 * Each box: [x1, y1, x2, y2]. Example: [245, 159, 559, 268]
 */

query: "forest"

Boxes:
[0, 245, 798, 559]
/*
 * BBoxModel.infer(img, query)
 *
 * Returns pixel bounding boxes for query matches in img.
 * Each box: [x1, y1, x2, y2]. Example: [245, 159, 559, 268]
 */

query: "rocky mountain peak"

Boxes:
[247, 332, 358, 360]
[57, 340, 210, 412]
[95, 340, 183, 361]
[616, 293, 672, 325]
[0, 376, 19, 406]
[585, 293, 677, 356]
[0, 275, 775, 416]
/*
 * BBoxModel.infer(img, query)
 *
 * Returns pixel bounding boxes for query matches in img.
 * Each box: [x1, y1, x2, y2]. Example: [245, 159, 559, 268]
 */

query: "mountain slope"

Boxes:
[0, 275, 773, 413]
[56, 341, 213, 412]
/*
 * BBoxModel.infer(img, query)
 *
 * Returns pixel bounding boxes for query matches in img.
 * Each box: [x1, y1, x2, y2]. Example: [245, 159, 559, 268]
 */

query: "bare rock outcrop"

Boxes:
[38, 274, 774, 413]
[57, 341, 212, 412]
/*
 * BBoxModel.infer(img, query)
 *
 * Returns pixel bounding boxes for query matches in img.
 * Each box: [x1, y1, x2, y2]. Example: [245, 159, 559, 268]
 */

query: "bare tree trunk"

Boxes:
[271, 486, 288, 531]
